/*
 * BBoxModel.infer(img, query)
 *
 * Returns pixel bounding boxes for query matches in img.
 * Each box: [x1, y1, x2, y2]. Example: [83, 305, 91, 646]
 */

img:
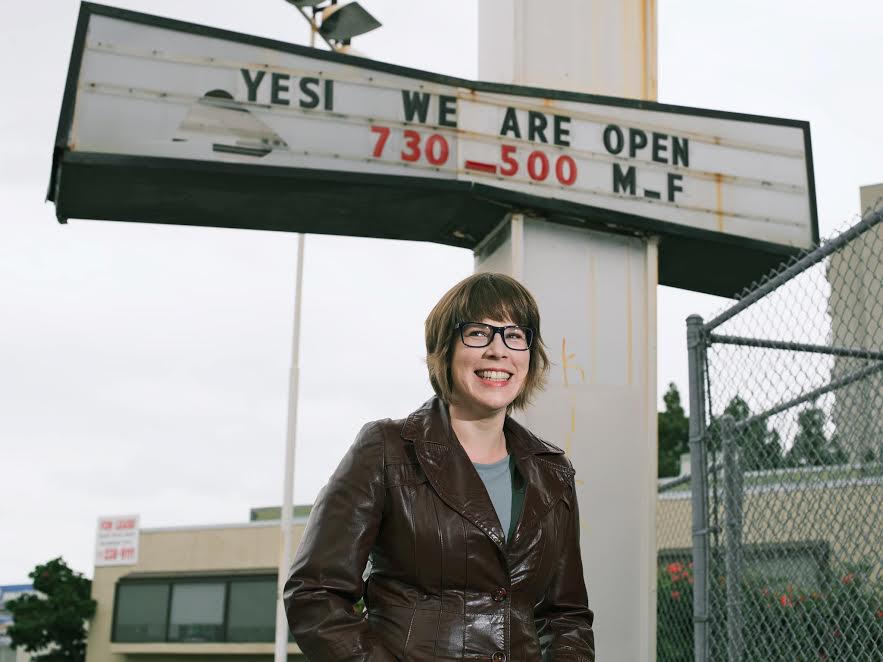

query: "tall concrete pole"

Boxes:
[477, 3, 658, 661]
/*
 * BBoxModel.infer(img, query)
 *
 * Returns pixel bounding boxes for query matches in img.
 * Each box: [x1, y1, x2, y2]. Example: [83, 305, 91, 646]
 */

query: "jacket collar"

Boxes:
[401, 397, 574, 553]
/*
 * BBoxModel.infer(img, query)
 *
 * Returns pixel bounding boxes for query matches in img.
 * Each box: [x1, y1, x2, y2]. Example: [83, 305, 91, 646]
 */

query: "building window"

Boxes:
[227, 579, 277, 642]
[113, 582, 169, 642]
[112, 574, 278, 643]
[657, 540, 830, 591]
[168, 583, 226, 642]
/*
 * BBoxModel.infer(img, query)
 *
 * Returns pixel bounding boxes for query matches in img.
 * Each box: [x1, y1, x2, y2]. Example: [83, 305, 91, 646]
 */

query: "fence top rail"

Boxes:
[702, 204, 883, 333]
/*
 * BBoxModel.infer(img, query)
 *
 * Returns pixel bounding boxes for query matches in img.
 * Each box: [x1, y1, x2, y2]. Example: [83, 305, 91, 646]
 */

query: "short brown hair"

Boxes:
[425, 273, 549, 411]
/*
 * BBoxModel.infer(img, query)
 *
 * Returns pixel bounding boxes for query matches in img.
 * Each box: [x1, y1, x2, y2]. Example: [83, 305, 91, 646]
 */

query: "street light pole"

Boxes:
[274, 232, 306, 662]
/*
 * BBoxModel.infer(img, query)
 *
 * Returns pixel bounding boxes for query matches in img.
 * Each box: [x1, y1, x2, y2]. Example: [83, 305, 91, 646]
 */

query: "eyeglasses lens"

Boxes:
[460, 323, 531, 350]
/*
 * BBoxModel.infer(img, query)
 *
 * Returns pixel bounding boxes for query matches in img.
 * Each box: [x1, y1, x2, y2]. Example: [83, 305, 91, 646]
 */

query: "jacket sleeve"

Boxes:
[535, 473, 596, 662]
[283, 421, 396, 661]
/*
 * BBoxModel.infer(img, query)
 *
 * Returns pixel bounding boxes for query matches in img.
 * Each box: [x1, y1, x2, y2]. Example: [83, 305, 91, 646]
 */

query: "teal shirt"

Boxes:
[473, 456, 525, 542]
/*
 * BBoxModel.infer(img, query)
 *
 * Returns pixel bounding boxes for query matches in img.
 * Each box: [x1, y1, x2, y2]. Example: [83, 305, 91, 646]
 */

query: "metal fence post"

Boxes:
[686, 314, 710, 662]
[721, 415, 743, 662]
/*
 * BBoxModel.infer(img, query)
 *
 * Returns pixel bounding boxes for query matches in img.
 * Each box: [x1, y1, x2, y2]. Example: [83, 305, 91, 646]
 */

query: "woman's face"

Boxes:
[450, 317, 531, 418]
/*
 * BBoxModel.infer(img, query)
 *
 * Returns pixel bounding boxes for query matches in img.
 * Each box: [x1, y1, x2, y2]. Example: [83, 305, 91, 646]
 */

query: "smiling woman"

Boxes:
[284, 272, 595, 661]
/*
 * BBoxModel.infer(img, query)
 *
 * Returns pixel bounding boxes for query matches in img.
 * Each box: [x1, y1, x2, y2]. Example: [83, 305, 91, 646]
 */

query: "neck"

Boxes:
[448, 402, 508, 464]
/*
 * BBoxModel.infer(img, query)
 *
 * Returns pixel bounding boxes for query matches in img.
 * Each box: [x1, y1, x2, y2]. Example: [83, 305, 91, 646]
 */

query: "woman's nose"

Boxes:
[483, 330, 509, 356]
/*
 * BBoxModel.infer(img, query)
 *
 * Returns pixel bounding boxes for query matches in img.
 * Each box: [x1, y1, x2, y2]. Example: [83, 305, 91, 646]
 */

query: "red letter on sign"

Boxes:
[500, 145, 518, 177]
[401, 130, 421, 162]
[527, 151, 549, 181]
[370, 126, 390, 158]
[555, 155, 577, 186]
[425, 134, 449, 166]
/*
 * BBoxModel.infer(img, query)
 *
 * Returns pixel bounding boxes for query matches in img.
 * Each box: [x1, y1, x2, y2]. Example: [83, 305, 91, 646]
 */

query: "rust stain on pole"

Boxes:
[640, 0, 648, 99]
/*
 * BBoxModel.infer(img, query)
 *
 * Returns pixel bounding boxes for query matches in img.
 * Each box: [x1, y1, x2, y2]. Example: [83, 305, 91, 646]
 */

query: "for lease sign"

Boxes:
[62, 7, 815, 251]
[94, 514, 139, 566]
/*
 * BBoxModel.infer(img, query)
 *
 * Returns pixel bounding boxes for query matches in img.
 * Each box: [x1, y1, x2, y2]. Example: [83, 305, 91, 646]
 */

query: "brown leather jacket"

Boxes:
[284, 397, 595, 661]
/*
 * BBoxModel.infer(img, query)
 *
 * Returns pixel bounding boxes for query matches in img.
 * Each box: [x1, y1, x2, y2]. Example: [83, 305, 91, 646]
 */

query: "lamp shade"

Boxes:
[318, 3, 381, 41]
[284, 0, 327, 8]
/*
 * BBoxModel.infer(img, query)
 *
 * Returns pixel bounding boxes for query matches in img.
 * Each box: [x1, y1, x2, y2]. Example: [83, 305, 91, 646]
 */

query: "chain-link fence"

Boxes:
[675, 203, 883, 662]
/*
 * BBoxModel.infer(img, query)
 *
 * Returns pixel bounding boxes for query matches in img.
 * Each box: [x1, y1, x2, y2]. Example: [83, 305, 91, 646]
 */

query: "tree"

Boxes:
[6, 557, 96, 662]
[706, 396, 784, 471]
[658, 383, 690, 478]
[786, 403, 848, 467]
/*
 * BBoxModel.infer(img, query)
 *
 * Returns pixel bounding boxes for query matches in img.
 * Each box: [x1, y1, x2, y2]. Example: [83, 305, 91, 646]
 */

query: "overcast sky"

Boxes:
[2, 0, 882, 583]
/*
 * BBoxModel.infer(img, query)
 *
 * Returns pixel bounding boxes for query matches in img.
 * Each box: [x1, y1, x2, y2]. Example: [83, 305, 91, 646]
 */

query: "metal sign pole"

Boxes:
[274, 232, 306, 662]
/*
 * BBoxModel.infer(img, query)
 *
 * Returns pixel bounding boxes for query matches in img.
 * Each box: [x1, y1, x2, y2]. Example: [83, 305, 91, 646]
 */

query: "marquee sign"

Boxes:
[50, 3, 819, 296]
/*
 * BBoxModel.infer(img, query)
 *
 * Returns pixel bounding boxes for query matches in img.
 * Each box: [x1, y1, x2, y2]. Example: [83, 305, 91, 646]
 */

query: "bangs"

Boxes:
[454, 275, 537, 329]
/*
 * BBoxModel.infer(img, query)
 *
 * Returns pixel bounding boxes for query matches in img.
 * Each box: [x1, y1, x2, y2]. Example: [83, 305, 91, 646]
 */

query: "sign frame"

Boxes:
[50, 2, 820, 297]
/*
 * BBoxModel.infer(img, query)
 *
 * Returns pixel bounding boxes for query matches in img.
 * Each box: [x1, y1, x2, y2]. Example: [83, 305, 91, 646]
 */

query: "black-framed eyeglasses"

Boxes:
[454, 322, 534, 351]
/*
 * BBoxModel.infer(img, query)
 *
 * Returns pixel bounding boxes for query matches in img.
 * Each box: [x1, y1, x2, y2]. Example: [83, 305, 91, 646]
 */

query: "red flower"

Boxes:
[841, 573, 855, 585]
[875, 610, 883, 619]
[833, 629, 842, 639]
[667, 562, 683, 575]
[671, 590, 681, 600]
[780, 594, 793, 607]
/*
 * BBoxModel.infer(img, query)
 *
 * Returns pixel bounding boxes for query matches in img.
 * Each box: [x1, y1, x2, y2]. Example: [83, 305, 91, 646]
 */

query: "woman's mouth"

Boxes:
[475, 370, 512, 386]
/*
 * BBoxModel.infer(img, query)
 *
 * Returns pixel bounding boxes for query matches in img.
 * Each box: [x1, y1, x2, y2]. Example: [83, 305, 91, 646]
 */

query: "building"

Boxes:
[656, 462, 883, 585]
[826, 183, 883, 462]
[85, 510, 310, 662]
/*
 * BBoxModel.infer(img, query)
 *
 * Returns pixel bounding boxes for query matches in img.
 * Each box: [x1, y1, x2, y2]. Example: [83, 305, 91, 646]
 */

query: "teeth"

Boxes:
[476, 370, 511, 380]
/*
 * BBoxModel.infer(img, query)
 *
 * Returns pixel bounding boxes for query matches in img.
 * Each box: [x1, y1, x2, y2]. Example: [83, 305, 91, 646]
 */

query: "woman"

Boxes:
[284, 272, 595, 661]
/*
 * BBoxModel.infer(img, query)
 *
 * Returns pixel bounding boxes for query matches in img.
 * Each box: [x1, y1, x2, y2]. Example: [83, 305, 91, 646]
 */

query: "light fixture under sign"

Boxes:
[284, 0, 326, 7]
[318, 3, 382, 42]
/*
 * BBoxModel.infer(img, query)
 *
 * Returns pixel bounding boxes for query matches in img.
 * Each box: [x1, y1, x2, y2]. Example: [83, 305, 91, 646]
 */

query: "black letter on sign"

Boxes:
[668, 173, 684, 202]
[673, 136, 689, 167]
[402, 90, 431, 123]
[528, 111, 548, 143]
[652, 132, 668, 164]
[603, 125, 624, 154]
[629, 128, 647, 157]
[613, 164, 636, 195]
[500, 107, 521, 139]
[553, 115, 571, 146]
[271, 73, 290, 105]
[241, 69, 265, 102]
[299, 77, 320, 109]
[438, 95, 457, 127]
[324, 79, 334, 110]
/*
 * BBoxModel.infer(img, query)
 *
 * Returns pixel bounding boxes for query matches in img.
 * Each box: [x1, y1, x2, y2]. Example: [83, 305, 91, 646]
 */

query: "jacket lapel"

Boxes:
[404, 399, 508, 551]
[504, 417, 574, 544]
[402, 398, 574, 554]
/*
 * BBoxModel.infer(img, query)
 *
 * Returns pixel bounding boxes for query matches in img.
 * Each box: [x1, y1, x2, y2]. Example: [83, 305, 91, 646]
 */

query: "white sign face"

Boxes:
[63, 11, 816, 251]
[94, 514, 139, 567]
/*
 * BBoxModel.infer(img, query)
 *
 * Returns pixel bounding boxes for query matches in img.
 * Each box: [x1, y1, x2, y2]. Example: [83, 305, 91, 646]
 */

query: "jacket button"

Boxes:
[492, 652, 506, 662]
[492, 587, 508, 601]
